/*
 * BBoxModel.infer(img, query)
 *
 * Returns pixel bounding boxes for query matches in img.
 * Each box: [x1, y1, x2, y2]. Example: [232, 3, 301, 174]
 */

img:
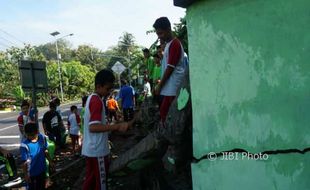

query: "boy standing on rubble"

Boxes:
[153, 17, 187, 123]
[82, 69, 135, 190]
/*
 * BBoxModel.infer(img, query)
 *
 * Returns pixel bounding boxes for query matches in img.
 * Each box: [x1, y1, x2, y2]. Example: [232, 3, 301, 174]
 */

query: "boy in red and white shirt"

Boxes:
[17, 100, 30, 142]
[82, 69, 135, 190]
[153, 17, 187, 123]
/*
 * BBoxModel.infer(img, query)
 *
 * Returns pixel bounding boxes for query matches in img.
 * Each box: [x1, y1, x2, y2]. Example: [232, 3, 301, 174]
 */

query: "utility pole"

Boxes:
[127, 47, 131, 86]
[55, 39, 64, 102]
[50, 31, 73, 102]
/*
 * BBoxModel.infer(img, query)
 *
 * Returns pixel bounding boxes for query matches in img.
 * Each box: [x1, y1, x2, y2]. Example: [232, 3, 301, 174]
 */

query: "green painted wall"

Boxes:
[192, 153, 310, 190]
[187, 0, 310, 158]
[185, 0, 310, 189]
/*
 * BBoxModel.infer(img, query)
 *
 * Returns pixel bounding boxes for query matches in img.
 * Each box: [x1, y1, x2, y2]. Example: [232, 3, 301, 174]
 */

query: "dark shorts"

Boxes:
[47, 127, 62, 145]
[29, 172, 46, 190]
[123, 108, 134, 122]
[108, 110, 118, 121]
[70, 134, 79, 139]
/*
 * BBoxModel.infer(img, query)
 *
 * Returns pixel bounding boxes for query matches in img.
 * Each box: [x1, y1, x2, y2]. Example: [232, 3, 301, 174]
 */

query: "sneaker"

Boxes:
[3, 177, 22, 187]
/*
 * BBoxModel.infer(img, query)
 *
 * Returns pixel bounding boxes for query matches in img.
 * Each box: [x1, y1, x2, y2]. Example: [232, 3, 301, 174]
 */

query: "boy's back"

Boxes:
[20, 134, 47, 177]
[120, 85, 134, 108]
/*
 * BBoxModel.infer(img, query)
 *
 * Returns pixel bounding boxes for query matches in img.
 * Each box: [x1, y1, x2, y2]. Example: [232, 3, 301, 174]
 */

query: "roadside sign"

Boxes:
[112, 61, 126, 74]
[19, 60, 48, 92]
[18, 60, 48, 119]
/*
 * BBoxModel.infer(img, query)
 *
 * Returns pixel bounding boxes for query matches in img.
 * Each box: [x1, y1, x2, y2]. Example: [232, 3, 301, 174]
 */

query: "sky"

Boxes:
[0, 0, 185, 51]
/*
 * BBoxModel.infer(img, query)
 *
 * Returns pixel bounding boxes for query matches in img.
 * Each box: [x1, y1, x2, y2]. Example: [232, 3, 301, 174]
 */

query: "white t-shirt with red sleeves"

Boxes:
[81, 93, 110, 157]
[160, 38, 186, 96]
[68, 113, 81, 136]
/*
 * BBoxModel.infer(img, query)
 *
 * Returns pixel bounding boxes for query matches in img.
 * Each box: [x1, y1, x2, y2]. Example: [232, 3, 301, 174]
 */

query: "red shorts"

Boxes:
[160, 96, 175, 123]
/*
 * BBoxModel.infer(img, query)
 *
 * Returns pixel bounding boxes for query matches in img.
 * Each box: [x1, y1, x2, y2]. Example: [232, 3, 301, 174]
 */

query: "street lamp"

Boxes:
[50, 31, 73, 102]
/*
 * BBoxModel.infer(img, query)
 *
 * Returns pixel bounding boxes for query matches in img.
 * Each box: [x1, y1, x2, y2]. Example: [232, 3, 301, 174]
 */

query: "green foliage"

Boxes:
[62, 61, 95, 99]
[47, 61, 95, 100]
[173, 17, 188, 54]
[6, 44, 46, 62]
[35, 39, 74, 62]
[117, 32, 144, 83]
[74, 45, 109, 72]
[35, 42, 56, 60]
[12, 85, 25, 103]
[0, 52, 20, 99]
[118, 32, 135, 55]
[46, 61, 60, 95]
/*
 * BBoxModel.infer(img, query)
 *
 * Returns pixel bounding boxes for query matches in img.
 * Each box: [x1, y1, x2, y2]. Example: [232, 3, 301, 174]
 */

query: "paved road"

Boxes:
[0, 102, 80, 152]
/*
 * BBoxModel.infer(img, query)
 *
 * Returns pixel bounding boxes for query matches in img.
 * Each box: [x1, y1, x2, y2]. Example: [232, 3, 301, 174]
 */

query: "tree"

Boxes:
[173, 17, 188, 54]
[36, 39, 74, 62]
[0, 52, 19, 98]
[0, 45, 46, 105]
[74, 45, 109, 71]
[7, 44, 45, 62]
[46, 61, 60, 96]
[47, 61, 95, 100]
[118, 32, 135, 55]
[117, 32, 144, 84]
[62, 61, 95, 99]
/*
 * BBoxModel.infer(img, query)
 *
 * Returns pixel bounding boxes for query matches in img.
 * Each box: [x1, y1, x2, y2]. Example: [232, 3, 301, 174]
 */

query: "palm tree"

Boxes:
[118, 32, 135, 55]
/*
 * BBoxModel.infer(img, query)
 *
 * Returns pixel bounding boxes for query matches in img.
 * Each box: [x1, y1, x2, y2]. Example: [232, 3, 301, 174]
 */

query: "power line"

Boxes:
[0, 36, 19, 47]
[0, 42, 10, 48]
[0, 28, 25, 45]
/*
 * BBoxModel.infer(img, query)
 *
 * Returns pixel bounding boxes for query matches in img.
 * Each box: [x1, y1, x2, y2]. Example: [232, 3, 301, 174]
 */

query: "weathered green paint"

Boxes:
[187, 0, 310, 158]
[192, 153, 310, 190]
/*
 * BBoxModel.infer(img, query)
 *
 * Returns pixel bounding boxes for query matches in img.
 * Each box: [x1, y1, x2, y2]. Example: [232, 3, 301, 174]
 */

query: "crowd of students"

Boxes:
[0, 16, 188, 190]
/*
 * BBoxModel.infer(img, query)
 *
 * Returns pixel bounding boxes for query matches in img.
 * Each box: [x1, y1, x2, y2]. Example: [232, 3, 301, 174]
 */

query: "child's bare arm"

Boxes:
[45, 150, 55, 170]
[42, 123, 48, 135]
[89, 116, 136, 133]
[89, 123, 121, 132]
[22, 161, 30, 183]
[18, 125, 25, 137]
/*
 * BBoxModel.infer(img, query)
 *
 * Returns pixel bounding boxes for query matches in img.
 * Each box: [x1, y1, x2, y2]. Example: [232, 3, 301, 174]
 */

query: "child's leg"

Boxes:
[83, 157, 96, 190]
[112, 111, 117, 122]
[123, 108, 128, 121]
[70, 135, 76, 153]
[52, 128, 61, 147]
[129, 108, 134, 121]
[76, 136, 80, 152]
[115, 111, 118, 121]
[83, 156, 107, 190]
[28, 174, 45, 190]
[36, 172, 46, 190]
